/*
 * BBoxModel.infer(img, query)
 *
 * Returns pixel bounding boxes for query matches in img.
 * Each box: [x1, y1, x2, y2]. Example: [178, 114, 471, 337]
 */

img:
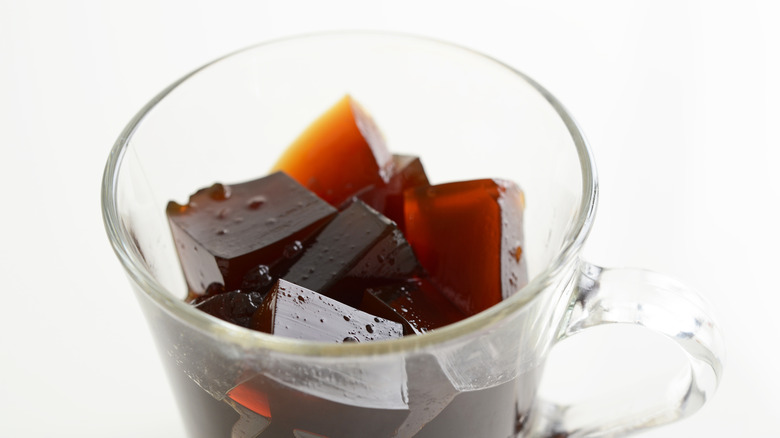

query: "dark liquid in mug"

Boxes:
[164, 359, 539, 438]
[159, 95, 535, 437]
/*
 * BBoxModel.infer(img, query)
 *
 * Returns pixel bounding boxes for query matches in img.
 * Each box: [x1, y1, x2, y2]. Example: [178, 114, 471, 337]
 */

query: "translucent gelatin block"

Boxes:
[272, 95, 392, 207]
[351, 154, 430, 230]
[404, 179, 528, 316]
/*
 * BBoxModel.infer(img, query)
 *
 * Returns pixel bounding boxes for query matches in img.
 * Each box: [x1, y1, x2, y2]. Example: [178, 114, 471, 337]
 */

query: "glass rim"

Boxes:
[101, 31, 599, 358]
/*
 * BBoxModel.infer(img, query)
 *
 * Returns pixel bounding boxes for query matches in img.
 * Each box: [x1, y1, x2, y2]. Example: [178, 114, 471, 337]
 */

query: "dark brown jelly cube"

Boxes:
[414, 379, 521, 438]
[282, 200, 422, 307]
[360, 278, 466, 335]
[187, 282, 226, 305]
[350, 154, 430, 231]
[271, 95, 393, 207]
[396, 354, 459, 438]
[166, 172, 337, 296]
[404, 179, 528, 316]
[194, 290, 264, 328]
[229, 373, 409, 438]
[252, 279, 404, 342]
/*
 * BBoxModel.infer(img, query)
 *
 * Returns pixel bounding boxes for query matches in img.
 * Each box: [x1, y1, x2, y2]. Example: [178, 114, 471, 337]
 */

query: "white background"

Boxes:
[1, 1, 778, 437]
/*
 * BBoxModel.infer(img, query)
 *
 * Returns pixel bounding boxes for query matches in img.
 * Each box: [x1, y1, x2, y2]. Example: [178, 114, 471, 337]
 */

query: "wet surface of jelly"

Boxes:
[282, 200, 422, 307]
[348, 154, 430, 231]
[252, 279, 404, 342]
[194, 290, 264, 328]
[403, 179, 528, 316]
[167, 172, 337, 296]
[360, 278, 466, 335]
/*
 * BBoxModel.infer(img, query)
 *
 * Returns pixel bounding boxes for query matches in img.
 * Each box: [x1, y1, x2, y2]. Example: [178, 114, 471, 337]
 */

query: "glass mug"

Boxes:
[102, 32, 724, 438]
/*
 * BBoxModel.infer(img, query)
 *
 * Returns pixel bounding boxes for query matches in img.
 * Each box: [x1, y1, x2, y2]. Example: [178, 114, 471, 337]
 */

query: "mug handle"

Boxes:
[528, 260, 725, 437]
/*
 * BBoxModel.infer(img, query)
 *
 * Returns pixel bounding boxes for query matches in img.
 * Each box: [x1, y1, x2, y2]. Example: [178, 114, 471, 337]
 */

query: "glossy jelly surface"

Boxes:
[351, 154, 430, 231]
[283, 200, 422, 307]
[194, 290, 264, 328]
[252, 279, 404, 343]
[271, 95, 393, 207]
[360, 278, 466, 335]
[404, 179, 528, 316]
[167, 172, 336, 296]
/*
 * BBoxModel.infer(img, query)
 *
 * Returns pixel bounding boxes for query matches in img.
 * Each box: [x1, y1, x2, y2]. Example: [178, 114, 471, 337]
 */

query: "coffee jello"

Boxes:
[168, 95, 527, 342]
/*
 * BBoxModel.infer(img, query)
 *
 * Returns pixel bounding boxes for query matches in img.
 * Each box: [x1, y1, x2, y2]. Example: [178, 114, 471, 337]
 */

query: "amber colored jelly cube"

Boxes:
[271, 95, 393, 207]
[360, 278, 467, 335]
[282, 200, 422, 307]
[351, 154, 430, 231]
[194, 290, 264, 328]
[251, 279, 404, 342]
[403, 179, 528, 316]
[166, 172, 337, 296]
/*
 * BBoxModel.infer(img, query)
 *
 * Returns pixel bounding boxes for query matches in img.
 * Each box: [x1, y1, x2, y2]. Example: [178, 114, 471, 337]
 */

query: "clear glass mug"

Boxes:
[101, 32, 724, 438]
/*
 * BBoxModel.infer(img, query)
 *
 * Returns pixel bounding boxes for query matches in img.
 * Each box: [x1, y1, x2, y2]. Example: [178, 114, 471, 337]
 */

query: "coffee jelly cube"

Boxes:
[360, 278, 466, 335]
[229, 372, 409, 438]
[166, 172, 337, 296]
[252, 279, 404, 342]
[195, 290, 264, 328]
[394, 354, 459, 438]
[271, 95, 393, 207]
[414, 379, 520, 438]
[350, 154, 430, 231]
[403, 179, 528, 316]
[282, 200, 422, 307]
[187, 282, 226, 305]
